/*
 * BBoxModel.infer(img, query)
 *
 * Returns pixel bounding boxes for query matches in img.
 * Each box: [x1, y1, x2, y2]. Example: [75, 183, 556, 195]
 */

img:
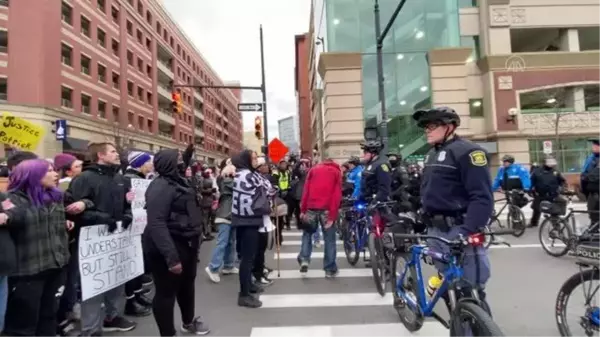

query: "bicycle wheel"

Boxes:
[394, 262, 424, 332]
[539, 217, 572, 257]
[508, 206, 526, 237]
[555, 268, 600, 337]
[343, 224, 360, 266]
[449, 301, 505, 336]
[368, 232, 387, 296]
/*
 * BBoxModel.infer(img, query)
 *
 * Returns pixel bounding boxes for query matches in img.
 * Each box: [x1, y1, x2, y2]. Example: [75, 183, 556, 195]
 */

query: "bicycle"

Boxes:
[539, 192, 599, 257]
[387, 229, 514, 336]
[555, 241, 599, 336]
[487, 190, 527, 238]
[339, 199, 370, 266]
[365, 200, 398, 297]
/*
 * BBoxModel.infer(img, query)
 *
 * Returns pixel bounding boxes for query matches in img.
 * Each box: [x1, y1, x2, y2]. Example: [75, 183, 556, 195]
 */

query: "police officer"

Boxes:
[581, 138, 600, 226]
[346, 156, 363, 199]
[359, 140, 392, 202]
[406, 163, 422, 211]
[387, 153, 411, 211]
[412, 107, 494, 307]
[492, 155, 532, 192]
[529, 154, 566, 227]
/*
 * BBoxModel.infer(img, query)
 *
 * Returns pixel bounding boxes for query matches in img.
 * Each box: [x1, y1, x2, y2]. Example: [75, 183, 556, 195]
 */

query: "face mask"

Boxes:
[177, 162, 186, 175]
[389, 159, 398, 167]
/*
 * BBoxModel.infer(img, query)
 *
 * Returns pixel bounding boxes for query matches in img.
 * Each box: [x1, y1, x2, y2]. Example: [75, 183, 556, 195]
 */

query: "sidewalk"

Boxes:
[494, 201, 587, 216]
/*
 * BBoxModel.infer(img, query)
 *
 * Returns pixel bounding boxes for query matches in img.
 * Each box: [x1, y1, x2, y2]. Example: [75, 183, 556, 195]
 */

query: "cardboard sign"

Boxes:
[130, 178, 150, 236]
[0, 113, 45, 150]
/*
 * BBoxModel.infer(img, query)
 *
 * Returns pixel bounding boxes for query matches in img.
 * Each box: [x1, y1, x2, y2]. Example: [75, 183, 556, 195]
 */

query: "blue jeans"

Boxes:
[297, 210, 337, 272]
[208, 223, 236, 272]
[313, 226, 322, 243]
[80, 285, 125, 336]
[0, 275, 6, 332]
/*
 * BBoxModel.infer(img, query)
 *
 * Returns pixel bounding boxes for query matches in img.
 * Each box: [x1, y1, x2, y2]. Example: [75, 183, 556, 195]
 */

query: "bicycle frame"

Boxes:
[396, 245, 463, 316]
[346, 207, 369, 252]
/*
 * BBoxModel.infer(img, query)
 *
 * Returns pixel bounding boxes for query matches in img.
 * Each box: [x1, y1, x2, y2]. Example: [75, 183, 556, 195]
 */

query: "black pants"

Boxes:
[3, 268, 65, 336]
[57, 241, 79, 323]
[273, 216, 285, 244]
[530, 196, 550, 227]
[149, 237, 199, 337]
[253, 231, 269, 280]
[587, 193, 599, 224]
[287, 199, 301, 228]
[236, 226, 259, 297]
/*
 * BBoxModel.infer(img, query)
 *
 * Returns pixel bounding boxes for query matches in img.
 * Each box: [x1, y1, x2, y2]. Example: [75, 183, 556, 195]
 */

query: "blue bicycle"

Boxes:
[340, 200, 370, 266]
[387, 230, 511, 336]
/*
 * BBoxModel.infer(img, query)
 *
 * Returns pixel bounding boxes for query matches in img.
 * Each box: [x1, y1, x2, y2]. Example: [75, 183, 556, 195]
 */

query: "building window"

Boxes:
[146, 10, 152, 24]
[61, 43, 72, 66]
[0, 0, 8, 7]
[112, 105, 120, 122]
[81, 16, 91, 38]
[147, 119, 153, 131]
[126, 20, 133, 36]
[137, 1, 143, 15]
[112, 72, 120, 89]
[128, 111, 134, 125]
[170, 36, 174, 48]
[146, 64, 152, 77]
[528, 138, 590, 173]
[461, 36, 481, 62]
[127, 81, 133, 96]
[136, 29, 143, 44]
[111, 5, 119, 24]
[156, 22, 161, 34]
[97, 0, 105, 13]
[137, 86, 143, 100]
[61, 86, 73, 108]
[97, 64, 106, 83]
[469, 98, 483, 117]
[146, 92, 152, 105]
[145, 37, 151, 51]
[0, 78, 7, 101]
[111, 39, 119, 56]
[459, 0, 478, 7]
[81, 93, 91, 114]
[80, 54, 91, 75]
[61, 1, 72, 25]
[138, 116, 144, 130]
[98, 100, 106, 118]
[137, 57, 143, 72]
[126, 50, 133, 65]
[97, 28, 106, 48]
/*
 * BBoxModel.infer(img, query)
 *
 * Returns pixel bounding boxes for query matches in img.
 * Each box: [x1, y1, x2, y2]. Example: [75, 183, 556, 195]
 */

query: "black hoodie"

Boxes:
[230, 149, 271, 227]
[144, 149, 202, 268]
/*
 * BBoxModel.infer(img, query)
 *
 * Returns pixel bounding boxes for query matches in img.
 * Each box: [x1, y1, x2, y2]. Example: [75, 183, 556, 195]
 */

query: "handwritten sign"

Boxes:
[130, 178, 150, 236]
[0, 113, 45, 150]
[78, 224, 144, 301]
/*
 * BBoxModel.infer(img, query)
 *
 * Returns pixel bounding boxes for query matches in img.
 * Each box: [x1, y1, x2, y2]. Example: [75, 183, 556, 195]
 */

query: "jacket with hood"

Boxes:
[144, 149, 202, 268]
[300, 160, 343, 222]
[289, 160, 309, 201]
[231, 150, 272, 227]
[123, 167, 146, 180]
[214, 175, 234, 221]
[67, 163, 132, 233]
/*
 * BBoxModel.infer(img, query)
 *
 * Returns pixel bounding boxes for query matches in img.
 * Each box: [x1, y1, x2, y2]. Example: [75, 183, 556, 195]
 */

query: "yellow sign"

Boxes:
[469, 150, 488, 167]
[0, 113, 45, 151]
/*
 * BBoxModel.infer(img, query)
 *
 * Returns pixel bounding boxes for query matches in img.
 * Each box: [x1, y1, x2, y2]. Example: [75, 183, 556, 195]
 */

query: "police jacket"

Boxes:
[531, 166, 565, 199]
[346, 165, 363, 199]
[391, 164, 410, 202]
[144, 150, 202, 268]
[581, 154, 599, 195]
[492, 163, 531, 191]
[421, 136, 494, 234]
[360, 156, 391, 202]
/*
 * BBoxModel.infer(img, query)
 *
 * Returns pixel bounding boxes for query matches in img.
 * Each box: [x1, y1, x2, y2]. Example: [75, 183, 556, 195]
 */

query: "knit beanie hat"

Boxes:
[128, 151, 152, 169]
[54, 153, 77, 171]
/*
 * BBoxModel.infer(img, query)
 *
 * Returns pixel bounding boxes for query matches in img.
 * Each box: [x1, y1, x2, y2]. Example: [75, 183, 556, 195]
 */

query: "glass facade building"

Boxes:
[325, 0, 467, 156]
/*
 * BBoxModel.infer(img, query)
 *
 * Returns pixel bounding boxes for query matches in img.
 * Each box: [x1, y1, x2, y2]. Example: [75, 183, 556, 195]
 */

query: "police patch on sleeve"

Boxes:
[469, 150, 487, 167]
[381, 164, 389, 172]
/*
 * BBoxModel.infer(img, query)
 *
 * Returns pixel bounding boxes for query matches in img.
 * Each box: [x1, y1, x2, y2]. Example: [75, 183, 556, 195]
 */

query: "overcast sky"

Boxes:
[163, 0, 310, 140]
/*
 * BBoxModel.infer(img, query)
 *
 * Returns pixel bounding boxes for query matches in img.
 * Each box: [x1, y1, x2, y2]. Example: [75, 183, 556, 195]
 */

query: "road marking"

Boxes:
[282, 240, 343, 246]
[258, 292, 392, 308]
[250, 322, 448, 337]
[282, 232, 303, 237]
[272, 268, 373, 279]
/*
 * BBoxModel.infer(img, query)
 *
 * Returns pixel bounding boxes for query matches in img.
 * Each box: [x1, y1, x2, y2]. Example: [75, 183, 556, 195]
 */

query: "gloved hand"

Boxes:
[122, 215, 133, 230]
[107, 220, 118, 233]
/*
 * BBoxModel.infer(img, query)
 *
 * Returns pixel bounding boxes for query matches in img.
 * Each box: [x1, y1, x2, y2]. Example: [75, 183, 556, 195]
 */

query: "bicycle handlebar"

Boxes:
[367, 200, 396, 212]
[389, 228, 516, 247]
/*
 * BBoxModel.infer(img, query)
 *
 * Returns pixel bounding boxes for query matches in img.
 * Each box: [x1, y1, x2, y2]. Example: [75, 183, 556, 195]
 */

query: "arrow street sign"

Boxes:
[237, 102, 264, 112]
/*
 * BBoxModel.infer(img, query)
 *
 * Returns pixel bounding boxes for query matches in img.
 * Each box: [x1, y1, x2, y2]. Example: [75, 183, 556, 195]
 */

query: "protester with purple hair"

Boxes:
[1, 159, 71, 336]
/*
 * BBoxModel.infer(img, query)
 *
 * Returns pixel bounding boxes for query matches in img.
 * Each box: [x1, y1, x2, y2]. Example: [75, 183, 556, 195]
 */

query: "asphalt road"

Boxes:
[121, 203, 594, 337]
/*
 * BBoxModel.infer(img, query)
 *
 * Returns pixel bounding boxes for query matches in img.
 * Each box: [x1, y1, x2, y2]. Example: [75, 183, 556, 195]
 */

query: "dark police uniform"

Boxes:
[421, 136, 494, 290]
[360, 155, 392, 202]
[530, 166, 565, 226]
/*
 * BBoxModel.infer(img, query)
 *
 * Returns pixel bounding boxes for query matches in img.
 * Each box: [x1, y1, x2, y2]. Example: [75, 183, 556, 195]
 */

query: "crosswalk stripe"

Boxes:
[282, 240, 343, 246]
[250, 322, 448, 337]
[282, 232, 302, 237]
[272, 268, 372, 279]
[258, 292, 392, 308]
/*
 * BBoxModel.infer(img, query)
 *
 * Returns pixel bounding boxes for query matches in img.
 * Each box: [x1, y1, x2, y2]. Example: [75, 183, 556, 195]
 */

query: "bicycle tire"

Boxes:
[449, 301, 505, 336]
[483, 222, 498, 249]
[539, 217, 572, 257]
[555, 268, 600, 336]
[343, 224, 360, 266]
[508, 206, 526, 237]
[395, 262, 424, 332]
[368, 232, 387, 296]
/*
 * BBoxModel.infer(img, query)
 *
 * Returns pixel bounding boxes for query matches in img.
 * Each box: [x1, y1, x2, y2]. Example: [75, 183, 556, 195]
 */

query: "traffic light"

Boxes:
[171, 89, 183, 114]
[254, 116, 262, 139]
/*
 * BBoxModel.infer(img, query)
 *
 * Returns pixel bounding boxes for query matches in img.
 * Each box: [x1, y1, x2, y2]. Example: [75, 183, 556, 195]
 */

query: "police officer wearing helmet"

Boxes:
[359, 140, 392, 203]
[346, 156, 363, 199]
[529, 154, 566, 227]
[581, 138, 600, 226]
[413, 106, 494, 306]
[387, 152, 411, 211]
[492, 155, 531, 192]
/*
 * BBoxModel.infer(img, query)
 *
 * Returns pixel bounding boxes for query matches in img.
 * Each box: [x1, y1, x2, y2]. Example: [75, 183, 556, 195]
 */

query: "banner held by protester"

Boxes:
[78, 223, 144, 301]
[130, 178, 150, 236]
[0, 112, 45, 151]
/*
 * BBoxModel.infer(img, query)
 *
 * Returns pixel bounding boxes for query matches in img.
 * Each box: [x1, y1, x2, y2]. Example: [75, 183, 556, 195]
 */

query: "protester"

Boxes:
[54, 153, 83, 190]
[272, 160, 291, 229]
[144, 149, 209, 336]
[67, 141, 136, 335]
[1, 159, 70, 336]
[205, 162, 238, 283]
[200, 167, 217, 239]
[231, 150, 271, 308]
[253, 157, 275, 286]
[6, 151, 37, 172]
[122, 151, 154, 317]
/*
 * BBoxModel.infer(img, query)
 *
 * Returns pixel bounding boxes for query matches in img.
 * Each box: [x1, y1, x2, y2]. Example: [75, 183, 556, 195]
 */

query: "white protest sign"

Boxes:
[78, 224, 144, 301]
[130, 178, 151, 236]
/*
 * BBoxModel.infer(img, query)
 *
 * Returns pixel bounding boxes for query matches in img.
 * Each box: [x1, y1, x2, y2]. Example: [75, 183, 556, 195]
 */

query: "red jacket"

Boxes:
[300, 161, 342, 221]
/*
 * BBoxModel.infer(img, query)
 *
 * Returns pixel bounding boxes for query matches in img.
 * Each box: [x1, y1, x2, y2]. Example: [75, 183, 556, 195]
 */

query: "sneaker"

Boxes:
[313, 241, 322, 248]
[250, 285, 264, 294]
[238, 295, 263, 308]
[222, 266, 239, 275]
[181, 316, 210, 335]
[256, 276, 273, 286]
[135, 293, 153, 307]
[300, 261, 309, 273]
[263, 267, 273, 276]
[125, 299, 152, 317]
[139, 274, 154, 286]
[58, 319, 77, 336]
[102, 315, 137, 332]
[205, 266, 221, 283]
[325, 269, 339, 278]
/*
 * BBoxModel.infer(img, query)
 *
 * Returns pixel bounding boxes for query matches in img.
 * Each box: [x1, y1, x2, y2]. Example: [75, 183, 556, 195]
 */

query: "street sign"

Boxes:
[237, 102, 264, 112]
[268, 138, 289, 163]
[543, 140, 552, 154]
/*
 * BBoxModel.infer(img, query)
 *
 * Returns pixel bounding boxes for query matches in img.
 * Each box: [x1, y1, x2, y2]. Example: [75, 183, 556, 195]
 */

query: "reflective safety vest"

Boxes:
[278, 171, 290, 190]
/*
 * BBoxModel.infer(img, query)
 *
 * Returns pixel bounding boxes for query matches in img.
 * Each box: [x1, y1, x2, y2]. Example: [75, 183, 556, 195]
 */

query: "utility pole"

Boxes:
[172, 26, 270, 155]
[374, 0, 407, 154]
